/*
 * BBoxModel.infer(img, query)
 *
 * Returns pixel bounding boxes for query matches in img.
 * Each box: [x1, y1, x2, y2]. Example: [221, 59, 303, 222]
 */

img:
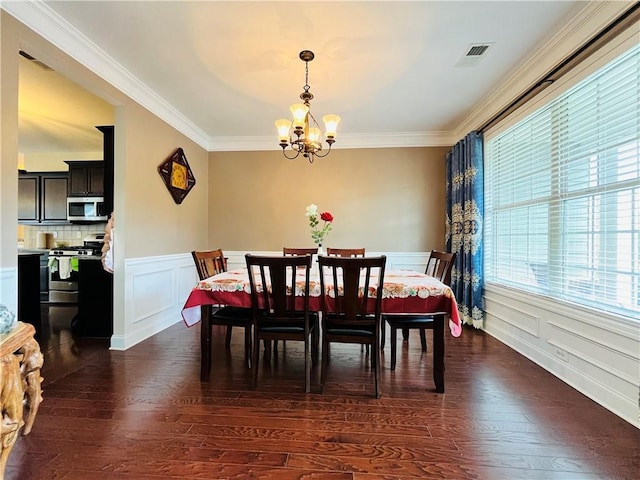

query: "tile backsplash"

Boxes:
[20, 223, 107, 249]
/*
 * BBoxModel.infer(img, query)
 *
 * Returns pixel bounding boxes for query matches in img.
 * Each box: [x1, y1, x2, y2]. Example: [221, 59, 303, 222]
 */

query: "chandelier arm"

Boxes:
[310, 143, 333, 158]
[281, 146, 301, 160]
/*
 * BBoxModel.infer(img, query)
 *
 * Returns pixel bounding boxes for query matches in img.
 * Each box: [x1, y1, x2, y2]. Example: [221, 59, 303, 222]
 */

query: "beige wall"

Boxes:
[0, 13, 209, 319]
[120, 102, 208, 258]
[0, 12, 209, 260]
[208, 147, 450, 252]
[0, 11, 20, 269]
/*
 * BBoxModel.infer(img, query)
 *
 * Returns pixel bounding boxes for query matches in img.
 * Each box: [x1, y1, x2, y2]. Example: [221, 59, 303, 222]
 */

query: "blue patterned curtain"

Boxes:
[445, 131, 484, 328]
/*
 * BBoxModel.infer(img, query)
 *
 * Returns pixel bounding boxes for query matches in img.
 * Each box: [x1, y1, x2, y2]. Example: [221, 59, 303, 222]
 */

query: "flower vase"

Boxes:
[314, 244, 323, 277]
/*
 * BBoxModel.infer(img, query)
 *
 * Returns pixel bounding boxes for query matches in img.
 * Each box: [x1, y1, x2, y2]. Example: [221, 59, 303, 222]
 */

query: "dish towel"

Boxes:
[48, 257, 58, 273]
[58, 257, 72, 280]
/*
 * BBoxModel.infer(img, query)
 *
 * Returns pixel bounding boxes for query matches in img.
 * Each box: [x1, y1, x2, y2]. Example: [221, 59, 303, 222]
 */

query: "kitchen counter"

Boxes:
[18, 250, 50, 303]
[17, 254, 41, 326]
[72, 258, 112, 338]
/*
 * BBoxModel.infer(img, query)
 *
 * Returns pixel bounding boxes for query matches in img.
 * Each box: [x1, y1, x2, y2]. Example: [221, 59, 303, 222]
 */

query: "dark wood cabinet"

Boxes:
[65, 161, 104, 196]
[18, 253, 41, 326]
[73, 259, 113, 338]
[97, 126, 114, 215]
[39, 253, 49, 302]
[18, 172, 68, 224]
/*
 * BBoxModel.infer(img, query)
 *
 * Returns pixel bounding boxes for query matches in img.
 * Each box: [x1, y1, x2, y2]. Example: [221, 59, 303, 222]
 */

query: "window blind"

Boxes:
[485, 43, 640, 320]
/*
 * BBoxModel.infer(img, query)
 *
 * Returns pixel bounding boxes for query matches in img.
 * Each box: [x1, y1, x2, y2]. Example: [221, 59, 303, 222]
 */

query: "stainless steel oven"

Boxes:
[48, 249, 80, 303]
[48, 236, 103, 303]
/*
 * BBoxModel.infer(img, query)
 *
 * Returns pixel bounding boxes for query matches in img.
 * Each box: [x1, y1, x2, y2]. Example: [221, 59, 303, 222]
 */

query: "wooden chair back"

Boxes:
[425, 250, 456, 286]
[318, 255, 385, 322]
[191, 249, 228, 280]
[283, 247, 318, 256]
[245, 253, 314, 392]
[325, 247, 366, 257]
[246, 254, 312, 317]
[318, 254, 386, 397]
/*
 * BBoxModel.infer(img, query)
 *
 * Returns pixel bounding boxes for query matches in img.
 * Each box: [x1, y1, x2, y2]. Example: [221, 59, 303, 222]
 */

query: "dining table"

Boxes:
[181, 267, 462, 392]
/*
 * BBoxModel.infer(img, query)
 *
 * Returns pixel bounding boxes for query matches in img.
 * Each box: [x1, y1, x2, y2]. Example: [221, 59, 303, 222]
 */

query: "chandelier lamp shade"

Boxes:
[275, 50, 340, 163]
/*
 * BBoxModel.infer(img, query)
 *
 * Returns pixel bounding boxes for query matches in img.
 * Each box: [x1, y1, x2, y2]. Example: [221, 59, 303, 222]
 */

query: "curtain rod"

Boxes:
[478, 2, 640, 133]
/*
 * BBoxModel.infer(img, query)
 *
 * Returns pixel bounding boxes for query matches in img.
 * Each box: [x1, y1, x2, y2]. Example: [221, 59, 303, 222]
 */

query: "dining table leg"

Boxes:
[200, 305, 212, 381]
[433, 315, 445, 393]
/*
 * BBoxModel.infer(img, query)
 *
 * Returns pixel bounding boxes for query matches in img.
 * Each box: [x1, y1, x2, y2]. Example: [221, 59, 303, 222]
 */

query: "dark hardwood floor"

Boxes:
[6, 305, 639, 479]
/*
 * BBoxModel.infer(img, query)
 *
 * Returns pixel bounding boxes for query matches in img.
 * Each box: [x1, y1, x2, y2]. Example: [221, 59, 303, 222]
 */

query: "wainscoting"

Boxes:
[115, 251, 430, 351]
[484, 283, 640, 428]
[116, 251, 639, 427]
[0, 266, 18, 315]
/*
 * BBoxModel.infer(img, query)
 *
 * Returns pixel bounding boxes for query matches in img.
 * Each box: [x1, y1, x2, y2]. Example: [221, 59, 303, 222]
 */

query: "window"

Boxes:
[485, 43, 640, 320]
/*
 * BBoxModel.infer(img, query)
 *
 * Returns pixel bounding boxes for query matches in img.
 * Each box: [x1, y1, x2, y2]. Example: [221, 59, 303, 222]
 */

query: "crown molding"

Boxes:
[208, 131, 457, 152]
[0, 2, 457, 153]
[5, 1, 631, 152]
[2, 0, 210, 150]
[455, 1, 637, 138]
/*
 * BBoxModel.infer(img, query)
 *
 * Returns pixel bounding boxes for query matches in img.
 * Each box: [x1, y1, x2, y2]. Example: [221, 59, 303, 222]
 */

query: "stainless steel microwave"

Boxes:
[67, 196, 108, 222]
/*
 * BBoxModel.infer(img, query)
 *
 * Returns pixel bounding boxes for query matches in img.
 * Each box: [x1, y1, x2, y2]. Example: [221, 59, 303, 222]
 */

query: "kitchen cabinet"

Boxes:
[18, 172, 68, 224]
[65, 161, 104, 196]
[73, 258, 112, 338]
[39, 253, 49, 302]
[18, 253, 41, 326]
[97, 126, 114, 215]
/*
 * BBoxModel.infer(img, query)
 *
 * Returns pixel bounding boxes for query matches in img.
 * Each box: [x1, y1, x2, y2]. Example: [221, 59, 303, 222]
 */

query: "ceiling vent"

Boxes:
[19, 50, 53, 71]
[455, 43, 494, 68]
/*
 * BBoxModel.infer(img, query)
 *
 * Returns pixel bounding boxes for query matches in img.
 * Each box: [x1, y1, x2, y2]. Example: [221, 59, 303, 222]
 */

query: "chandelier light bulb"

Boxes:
[275, 119, 292, 143]
[289, 103, 309, 130]
[322, 114, 341, 139]
[307, 127, 321, 143]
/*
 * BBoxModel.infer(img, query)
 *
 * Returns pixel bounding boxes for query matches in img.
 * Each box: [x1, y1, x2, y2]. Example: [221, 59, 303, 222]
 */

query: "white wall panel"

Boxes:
[484, 284, 640, 428]
[111, 252, 639, 427]
[0, 267, 17, 315]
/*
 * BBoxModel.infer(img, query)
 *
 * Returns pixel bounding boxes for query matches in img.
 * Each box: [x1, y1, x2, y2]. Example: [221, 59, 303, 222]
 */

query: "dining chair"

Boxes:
[318, 255, 386, 398]
[326, 248, 366, 257]
[283, 247, 319, 256]
[279, 247, 322, 355]
[191, 249, 253, 380]
[381, 250, 456, 371]
[245, 254, 317, 393]
[326, 248, 370, 352]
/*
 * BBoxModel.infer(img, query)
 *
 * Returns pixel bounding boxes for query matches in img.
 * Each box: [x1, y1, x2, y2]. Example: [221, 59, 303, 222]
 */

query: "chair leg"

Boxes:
[381, 319, 386, 350]
[390, 325, 398, 371]
[252, 330, 260, 389]
[263, 339, 272, 363]
[304, 337, 311, 394]
[225, 325, 233, 347]
[244, 325, 252, 369]
[320, 336, 329, 393]
[420, 328, 427, 352]
[311, 324, 319, 364]
[402, 328, 409, 340]
[200, 312, 212, 381]
[373, 340, 381, 399]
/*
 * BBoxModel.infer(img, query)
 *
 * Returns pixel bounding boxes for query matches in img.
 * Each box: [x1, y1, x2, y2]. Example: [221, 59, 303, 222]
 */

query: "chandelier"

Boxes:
[275, 50, 340, 163]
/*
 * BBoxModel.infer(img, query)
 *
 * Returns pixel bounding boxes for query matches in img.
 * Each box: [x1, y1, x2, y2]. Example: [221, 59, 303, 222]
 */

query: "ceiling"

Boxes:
[12, 1, 595, 154]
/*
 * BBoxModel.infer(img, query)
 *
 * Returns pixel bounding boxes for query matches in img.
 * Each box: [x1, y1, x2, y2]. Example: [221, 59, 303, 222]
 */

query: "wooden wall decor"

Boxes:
[157, 147, 196, 204]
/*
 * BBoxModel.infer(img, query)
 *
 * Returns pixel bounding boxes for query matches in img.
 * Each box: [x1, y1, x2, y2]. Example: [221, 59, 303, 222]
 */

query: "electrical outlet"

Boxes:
[76, 231, 82, 239]
[555, 347, 569, 362]
[52, 231, 58, 238]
